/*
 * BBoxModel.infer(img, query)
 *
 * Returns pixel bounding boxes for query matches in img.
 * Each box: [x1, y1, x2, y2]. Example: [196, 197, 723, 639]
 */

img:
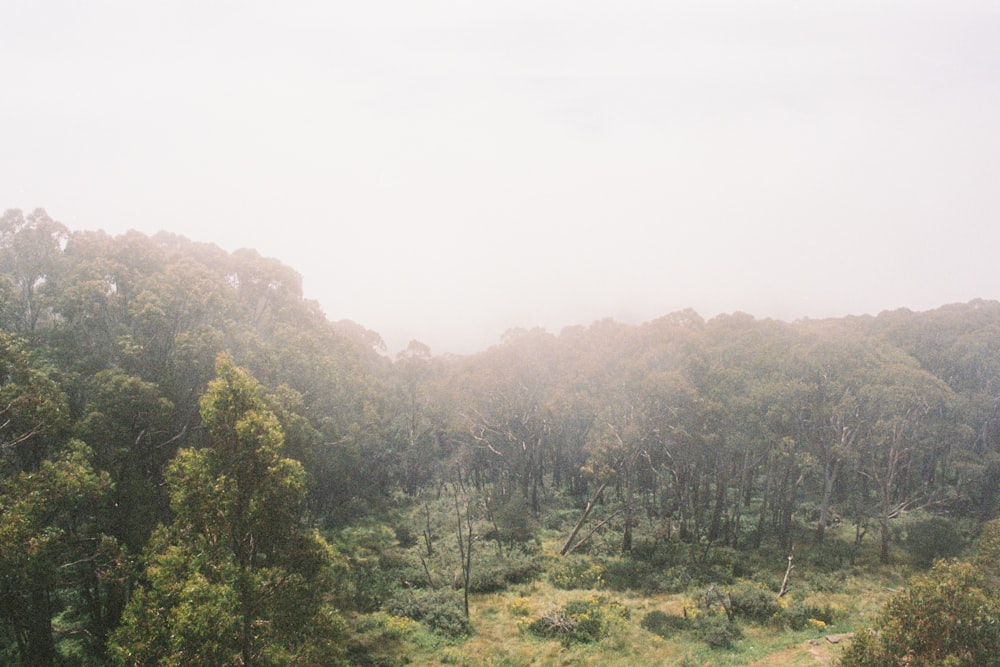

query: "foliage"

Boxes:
[603, 557, 669, 593]
[12, 210, 1000, 663]
[108, 357, 345, 666]
[386, 589, 471, 639]
[526, 595, 629, 645]
[640, 609, 690, 638]
[691, 613, 744, 650]
[903, 515, 965, 568]
[342, 612, 423, 667]
[725, 580, 782, 624]
[489, 493, 539, 546]
[0, 439, 113, 665]
[775, 600, 835, 631]
[548, 556, 605, 590]
[468, 547, 544, 593]
[333, 524, 404, 612]
[840, 559, 1000, 667]
[973, 517, 1000, 572]
[507, 597, 532, 617]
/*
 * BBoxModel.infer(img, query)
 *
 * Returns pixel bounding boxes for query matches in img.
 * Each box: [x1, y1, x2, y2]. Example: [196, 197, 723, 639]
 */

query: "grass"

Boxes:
[378, 568, 892, 667]
[342, 503, 921, 666]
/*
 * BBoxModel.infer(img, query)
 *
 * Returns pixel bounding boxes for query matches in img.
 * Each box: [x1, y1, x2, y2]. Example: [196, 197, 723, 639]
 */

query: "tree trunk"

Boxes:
[561, 480, 609, 556]
[815, 458, 841, 543]
[707, 478, 727, 543]
[454, 492, 473, 618]
[622, 471, 634, 554]
[879, 512, 891, 564]
[24, 586, 56, 667]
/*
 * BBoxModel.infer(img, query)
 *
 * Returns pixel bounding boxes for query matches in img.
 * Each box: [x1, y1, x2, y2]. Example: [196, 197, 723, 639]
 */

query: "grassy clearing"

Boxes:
[357, 568, 892, 667]
[340, 503, 926, 666]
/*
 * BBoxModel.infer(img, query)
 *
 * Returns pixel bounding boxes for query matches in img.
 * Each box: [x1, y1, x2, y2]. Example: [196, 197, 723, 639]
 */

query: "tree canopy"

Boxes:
[5, 209, 1000, 664]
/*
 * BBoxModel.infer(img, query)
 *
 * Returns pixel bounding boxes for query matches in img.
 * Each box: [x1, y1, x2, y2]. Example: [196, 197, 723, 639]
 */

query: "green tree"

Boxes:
[840, 558, 1000, 666]
[0, 441, 113, 667]
[75, 369, 177, 552]
[0, 208, 68, 336]
[0, 330, 69, 473]
[109, 355, 343, 666]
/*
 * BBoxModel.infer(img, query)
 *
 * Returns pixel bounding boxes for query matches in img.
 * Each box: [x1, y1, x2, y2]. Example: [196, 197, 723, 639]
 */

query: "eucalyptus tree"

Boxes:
[853, 347, 958, 563]
[0, 208, 68, 336]
[75, 369, 177, 552]
[0, 331, 69, 473]
[0, 332, 115, 666]
[787, 332, 875, 544]
[389, 340, 448, 495]
[109, 356, 343, 666]
[447, 328, 561, 509]
[0, 441, 112, 667]
[46, 230, 129, 376]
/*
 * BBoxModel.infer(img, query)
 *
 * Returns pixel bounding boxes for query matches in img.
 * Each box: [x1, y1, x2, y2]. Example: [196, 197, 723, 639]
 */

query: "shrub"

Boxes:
[659, 565, 694, 593]
[527, 596, 628, 646]
[804, 569, 847, 593]
[491, 494, 539, 545]
[548, 557, 605, 590]
[640, 610, 689, 638]
[726, 580, 781, 624]
[602, 558, 665, 593]
[334, 524, 404, 612]
[840, 559, 1000, 667]
[687, 559, 735, 587]
[386, 589, 471, 639]
[542, 508, 579, 531]
[904, 516, 964, 568]
[629, 538, 685, 567]
[393, 524, 418, 549]
[804, 539, 856, 570]
[469, 547, 543, 593]
[778, 602, 836, 631]
[692, 613, 743, 650]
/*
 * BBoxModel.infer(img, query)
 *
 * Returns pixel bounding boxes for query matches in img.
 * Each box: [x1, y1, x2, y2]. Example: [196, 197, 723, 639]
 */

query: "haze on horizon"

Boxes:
[4, 1, 1000, 355]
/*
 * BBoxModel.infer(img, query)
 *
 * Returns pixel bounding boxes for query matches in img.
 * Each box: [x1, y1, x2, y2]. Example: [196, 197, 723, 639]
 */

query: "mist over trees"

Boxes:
[3, 208, 1000, 664]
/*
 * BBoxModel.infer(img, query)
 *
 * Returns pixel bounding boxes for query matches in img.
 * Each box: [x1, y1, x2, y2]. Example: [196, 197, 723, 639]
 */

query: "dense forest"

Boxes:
[4, 208, 1000, 666]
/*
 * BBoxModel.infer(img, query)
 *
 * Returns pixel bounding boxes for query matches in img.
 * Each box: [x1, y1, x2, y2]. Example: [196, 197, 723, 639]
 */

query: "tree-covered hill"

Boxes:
[4, 208, 1000, 665]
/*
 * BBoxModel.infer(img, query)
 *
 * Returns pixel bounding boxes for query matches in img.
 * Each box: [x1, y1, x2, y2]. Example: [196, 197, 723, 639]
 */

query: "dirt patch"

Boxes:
[747, 634, 853, 667]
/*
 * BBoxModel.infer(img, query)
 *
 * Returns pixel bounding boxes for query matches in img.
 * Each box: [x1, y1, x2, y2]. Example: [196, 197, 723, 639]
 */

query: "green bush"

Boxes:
[491, 494, 539, 545]
[603, 558, 665, 593]
[334, 524, 405, 612]
[469, 548, 543, 593]
[548, 557, 605, 590]
[386, 590, 471, 639]
[542, 508, 579, 531]
[804, 539, 856, 570]
[904, 516, 964, 568]
[640, 610, 689, 638]
[685, 548, 739, 587]
[840, 559, 1000, 667]
[629, 538, 685, 567]
[777, 602, 835, 631]
[804, 569, 848, 593]
[726, 580, 781, 624]
[660, 565, 695, 593]
[692, 613, 743, 650]
[527, 596, 628, 645]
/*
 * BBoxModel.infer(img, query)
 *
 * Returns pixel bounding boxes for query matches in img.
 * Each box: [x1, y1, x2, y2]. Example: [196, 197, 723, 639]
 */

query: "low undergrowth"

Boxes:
[335, 496, 924, 666]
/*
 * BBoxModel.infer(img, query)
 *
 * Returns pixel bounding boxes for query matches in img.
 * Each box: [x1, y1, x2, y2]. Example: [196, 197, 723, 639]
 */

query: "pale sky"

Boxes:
[4, 1, 1000, 354]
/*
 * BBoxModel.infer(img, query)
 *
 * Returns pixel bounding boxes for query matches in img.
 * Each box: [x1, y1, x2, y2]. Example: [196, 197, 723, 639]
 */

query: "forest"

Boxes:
[3, 207, 1000, 666]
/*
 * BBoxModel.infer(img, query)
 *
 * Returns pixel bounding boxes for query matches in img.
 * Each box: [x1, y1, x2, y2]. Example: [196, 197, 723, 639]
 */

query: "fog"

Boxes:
[4, 1, 1000, 354]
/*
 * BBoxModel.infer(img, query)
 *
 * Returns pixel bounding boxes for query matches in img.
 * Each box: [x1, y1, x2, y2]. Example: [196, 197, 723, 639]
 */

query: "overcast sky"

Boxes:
[4, 1, 1000, 354]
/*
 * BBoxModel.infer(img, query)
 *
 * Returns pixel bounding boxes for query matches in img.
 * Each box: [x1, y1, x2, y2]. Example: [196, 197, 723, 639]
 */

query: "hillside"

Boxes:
[3, 209, 1000, 665]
